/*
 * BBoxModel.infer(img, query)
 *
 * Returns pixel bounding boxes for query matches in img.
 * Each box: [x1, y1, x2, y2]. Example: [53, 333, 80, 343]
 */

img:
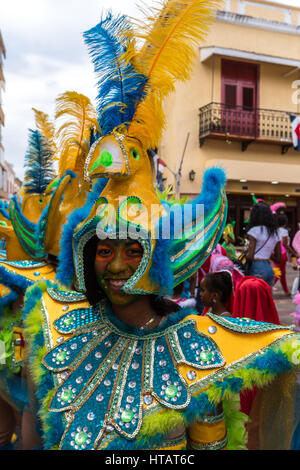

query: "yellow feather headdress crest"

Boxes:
[124, 0, 221, 149]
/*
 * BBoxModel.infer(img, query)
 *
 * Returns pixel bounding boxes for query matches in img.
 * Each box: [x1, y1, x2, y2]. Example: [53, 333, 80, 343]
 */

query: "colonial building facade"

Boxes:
[160, 0, 300, 239]
[0, 30, 22, 201]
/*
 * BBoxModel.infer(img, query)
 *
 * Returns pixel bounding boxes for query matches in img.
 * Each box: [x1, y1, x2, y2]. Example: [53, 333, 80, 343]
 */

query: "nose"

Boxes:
[106, 249, 127, 275]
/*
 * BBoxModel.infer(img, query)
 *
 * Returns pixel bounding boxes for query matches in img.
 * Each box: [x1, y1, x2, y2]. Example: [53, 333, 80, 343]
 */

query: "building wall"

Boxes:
[160, 0, 300, 195]
[159, 0, 300, 236]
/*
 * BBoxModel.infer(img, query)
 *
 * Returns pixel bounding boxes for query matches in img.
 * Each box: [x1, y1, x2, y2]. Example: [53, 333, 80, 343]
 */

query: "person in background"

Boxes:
[273, 214, 299, 296]
[170, 282, 196, 309]
[199, 271, 233, 317]
[246, 202, 281, 287]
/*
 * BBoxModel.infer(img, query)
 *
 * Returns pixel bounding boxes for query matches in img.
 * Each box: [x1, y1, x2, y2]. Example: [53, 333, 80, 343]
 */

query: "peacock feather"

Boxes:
[83, 11, 148, 136]
[23, 129, 55, 195]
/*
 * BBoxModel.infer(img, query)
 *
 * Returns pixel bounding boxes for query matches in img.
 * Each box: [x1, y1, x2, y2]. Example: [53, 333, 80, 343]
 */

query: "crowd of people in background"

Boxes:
[169, 201, 300, 449]
[174, 200, 300, 329]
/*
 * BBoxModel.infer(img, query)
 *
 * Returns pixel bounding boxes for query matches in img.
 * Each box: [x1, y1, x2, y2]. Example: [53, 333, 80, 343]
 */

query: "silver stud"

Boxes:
[131, 362, 139, 370]
[208, 326, 217, 334]
[144, 395, 153, 405]
[87, 412, 95, 421]
[96, 394, 104, 402]
[157, 345, 164, 352]
[62, 305, 69, 311]
[187, 370, 197, 380]
[184, 332, 191, 339]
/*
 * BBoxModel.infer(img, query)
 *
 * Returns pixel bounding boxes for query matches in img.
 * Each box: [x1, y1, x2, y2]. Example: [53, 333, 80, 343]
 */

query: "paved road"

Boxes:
[272, 262, 298, 327]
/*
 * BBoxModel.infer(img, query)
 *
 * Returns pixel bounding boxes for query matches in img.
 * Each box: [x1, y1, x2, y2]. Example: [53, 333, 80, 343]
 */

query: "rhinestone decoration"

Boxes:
[87, 412, 95, 421]
[143, 395, 153, 406]
[208, 326, 217, 334]
[187, 370, 197, 380]
[62, 305, 70, 312]
[207, 312, 290, 334]
[165, 385, 178, 398]
[42, 304, 246, 450]
[121, 410, 134, 423]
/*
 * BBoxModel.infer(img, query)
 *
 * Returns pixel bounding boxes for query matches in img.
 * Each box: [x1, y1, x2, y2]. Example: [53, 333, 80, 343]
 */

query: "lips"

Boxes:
[105, 279, 128, 291]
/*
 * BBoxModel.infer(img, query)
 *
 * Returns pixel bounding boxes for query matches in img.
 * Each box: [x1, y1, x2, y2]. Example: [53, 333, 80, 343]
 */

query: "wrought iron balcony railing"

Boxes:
[199, 102, 298, 153]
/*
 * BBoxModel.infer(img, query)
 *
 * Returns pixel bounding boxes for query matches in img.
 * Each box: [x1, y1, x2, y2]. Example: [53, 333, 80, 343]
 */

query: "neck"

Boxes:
[211, 302, 227, 316]
[111, 295, 161, 330]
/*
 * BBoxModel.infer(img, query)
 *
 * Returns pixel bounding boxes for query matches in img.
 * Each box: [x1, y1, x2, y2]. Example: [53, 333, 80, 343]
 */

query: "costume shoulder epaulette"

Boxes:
[0, 259, 56, 292]
[23, 298, 300, 450]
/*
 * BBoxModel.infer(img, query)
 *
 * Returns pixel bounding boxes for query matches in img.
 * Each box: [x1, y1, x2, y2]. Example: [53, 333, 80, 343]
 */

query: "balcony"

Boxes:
[199, 102, 298, 154]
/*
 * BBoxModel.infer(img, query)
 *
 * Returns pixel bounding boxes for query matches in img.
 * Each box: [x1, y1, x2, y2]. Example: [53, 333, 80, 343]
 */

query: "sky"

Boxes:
[1, 0, 300, 180]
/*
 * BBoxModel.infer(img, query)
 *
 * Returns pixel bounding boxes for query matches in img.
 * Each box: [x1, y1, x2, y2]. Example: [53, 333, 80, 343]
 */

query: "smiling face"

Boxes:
[94, 239, 143, 305]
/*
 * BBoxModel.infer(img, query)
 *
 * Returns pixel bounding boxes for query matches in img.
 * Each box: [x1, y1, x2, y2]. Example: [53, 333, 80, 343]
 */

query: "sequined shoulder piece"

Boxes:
[0, 260, 57, 287]
[0, 260, 48, 269]
[41, 304, 231, 450]
[47, 287, 87, 303]
[207, 313, 290, 334]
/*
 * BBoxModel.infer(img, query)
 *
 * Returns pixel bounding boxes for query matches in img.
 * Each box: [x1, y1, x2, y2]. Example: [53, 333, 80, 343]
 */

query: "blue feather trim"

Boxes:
[83, 11, 148, 135]
[0, 265, 33, 292]
[56, 178, 108, 287]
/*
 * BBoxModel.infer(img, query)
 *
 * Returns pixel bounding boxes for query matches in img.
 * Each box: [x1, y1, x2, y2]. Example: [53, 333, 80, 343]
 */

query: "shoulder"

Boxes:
[247, 226, 261, 238]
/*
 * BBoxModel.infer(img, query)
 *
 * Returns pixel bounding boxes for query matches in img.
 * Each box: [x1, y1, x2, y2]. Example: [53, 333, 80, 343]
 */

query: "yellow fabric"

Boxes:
[189, 419, 226, 444]
[0, 262, 56, 283]
[0, 283, 12, 296]
[42, 296, 294, 391]
[247, 371, 297, 450]
[13, 326, 24, 364]
[178, 315, 293, 385]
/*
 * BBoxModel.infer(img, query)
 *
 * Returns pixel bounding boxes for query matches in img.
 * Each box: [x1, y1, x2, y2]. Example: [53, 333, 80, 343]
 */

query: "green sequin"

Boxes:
[56, 351, 67, 362]
[61, 389, 73, 402]
[165, 385, 178, 398]
[199, 350, 213, 362]
[75, 431, 88, 445]
[121, 410, 134, 423]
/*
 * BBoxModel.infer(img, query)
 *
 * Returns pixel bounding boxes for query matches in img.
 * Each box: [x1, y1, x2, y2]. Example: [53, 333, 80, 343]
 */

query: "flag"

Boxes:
[290, 114, 300, 151]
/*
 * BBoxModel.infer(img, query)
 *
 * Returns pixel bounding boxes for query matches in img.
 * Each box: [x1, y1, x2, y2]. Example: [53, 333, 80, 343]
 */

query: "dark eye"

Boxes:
[97, 248, 112, 257]
[130, 148, 140, 161]
[127, 248, 143, 257]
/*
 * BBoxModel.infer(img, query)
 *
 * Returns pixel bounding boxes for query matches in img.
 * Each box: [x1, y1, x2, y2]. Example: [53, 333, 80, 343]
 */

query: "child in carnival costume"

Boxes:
[0, 94, 99, 448]
[21, 2, 300, 451]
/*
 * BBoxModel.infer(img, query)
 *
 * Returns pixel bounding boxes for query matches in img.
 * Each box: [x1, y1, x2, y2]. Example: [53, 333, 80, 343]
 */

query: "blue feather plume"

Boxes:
[83, 12, 148, 135]
[23, 129, 55, 194]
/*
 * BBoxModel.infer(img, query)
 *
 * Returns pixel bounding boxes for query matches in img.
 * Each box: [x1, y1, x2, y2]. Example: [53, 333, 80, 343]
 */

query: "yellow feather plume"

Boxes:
[55, 91, 99, 176]
[32, 108, 57, 155]
[125, 0, 222, 149]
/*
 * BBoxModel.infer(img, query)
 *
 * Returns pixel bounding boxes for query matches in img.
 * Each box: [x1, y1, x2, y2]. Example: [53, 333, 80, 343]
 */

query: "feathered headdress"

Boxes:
[57, 1, 227, 295]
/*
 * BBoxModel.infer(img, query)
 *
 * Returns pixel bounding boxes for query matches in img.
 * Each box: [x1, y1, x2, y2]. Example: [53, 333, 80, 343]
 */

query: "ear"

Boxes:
[214, 291, 222, 303]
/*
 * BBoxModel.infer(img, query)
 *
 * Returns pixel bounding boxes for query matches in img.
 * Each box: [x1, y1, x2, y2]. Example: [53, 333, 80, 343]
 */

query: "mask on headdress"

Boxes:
[57, 3, 227, 296]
